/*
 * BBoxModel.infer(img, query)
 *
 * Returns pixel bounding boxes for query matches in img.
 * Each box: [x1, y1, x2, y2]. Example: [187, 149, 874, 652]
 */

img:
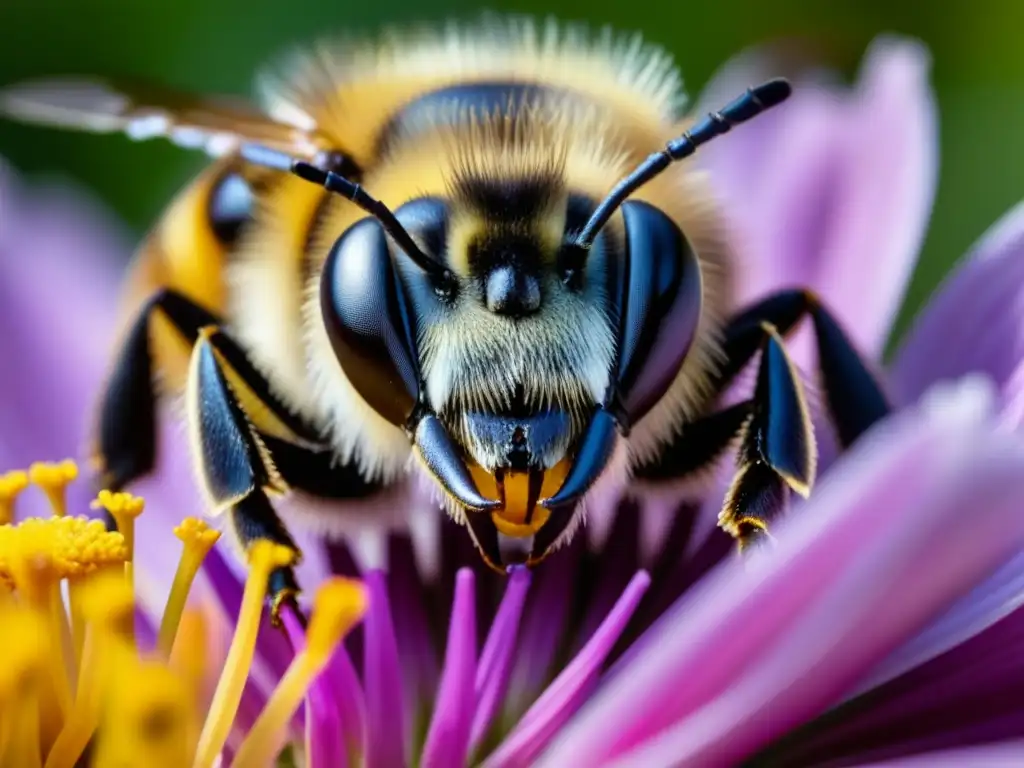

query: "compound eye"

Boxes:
[207, 170, 255, 245]
[320, 218, 421, 426]
[614, 200, 703, 424]
[390, 196, 454, 301]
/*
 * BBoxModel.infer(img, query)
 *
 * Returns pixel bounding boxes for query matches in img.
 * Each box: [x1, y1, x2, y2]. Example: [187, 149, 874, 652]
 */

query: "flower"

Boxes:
[0, 480, 367, 768]
[3, 30, 1024, 767]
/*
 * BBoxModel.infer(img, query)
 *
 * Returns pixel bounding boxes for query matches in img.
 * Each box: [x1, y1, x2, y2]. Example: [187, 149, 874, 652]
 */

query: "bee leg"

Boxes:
[187, 328, 303, 623]
[718, 324, 816, 549]
[103, 288, 385, 617]
[95, 288, 219, 494]
[713, 288, 890, 448]
[633, 290, 885, 550]
[633, 401, 752, 482]
[96, 284, 361, 493]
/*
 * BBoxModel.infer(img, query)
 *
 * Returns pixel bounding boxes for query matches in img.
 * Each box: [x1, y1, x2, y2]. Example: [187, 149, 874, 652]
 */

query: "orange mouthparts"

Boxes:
[468, 460, 571, 537]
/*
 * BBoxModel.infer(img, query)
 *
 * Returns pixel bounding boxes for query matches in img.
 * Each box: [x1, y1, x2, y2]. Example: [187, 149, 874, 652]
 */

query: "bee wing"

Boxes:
[0, 76, 324, 159]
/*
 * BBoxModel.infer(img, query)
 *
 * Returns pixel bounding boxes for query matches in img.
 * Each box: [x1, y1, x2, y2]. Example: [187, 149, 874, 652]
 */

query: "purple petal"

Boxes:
[321, 633, 367, 760]
[855, 549, 1024, 696]
[471, 566, 532, 750]
[538, 377, 1024, 767]
[422, 568, 477, 768]
[0, 160, 128, 476]
[501, 539, 581, 724]
[134, 604, 158, 653]
[574, 501, 640, 652]
[699, 36, 936, 361]
[280, 606, 347, 768]
[386, 535, 440, 742]
[691, 45, 798, 220]
[891, 199, 1024, 408]
[304, 685, 346, 768]
[762, 605, 1024, 765]
[807, 37, 937, 357]
[363, 569, 407, 768]
[766, 562, 1024, 759]
[857, 742, 1024, 766]
[483, 571, 650, 768]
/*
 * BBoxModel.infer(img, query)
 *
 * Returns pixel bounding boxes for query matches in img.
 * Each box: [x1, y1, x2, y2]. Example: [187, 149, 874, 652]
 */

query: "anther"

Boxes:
[0, 470, 29, 524]
[91, 490, 145, 595]
[29, 460, 77, 517]
[159, 518, 221, 656]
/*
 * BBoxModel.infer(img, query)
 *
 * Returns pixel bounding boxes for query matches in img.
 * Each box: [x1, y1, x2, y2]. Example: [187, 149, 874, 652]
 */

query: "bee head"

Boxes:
[317, 159, 704, 570]
[228, 75, 790, 574]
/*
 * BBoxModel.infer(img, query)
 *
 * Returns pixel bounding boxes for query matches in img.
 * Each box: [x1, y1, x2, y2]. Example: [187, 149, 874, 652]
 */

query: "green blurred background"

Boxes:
[0, 0, 1020, 351]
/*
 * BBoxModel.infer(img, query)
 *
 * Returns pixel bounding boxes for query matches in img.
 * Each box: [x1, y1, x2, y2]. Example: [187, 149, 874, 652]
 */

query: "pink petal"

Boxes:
[319, 638, 366, 760]
[810, 37, 937, 357]
[363, 570, 407, 768]
[854, 549, 1024, 696]
[421, 568, 477, 768]
[471, 566, 532, 750]
[281, 606, 343, 768]
[537, 376, 1024, 767]
[699, 36, 937, 361]
[891, 199, 1024, 409]
[484, 571, 650, 768]
[0, 159, 127, 502]
[857, 740, 1024, 766]
[385, 535, 440, 742]
[761, 606, 1024, 764]
[501, 540, 581, 722]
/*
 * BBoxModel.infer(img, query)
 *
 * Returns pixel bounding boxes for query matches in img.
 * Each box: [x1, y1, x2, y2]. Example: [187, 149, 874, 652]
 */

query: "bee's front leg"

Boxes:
[711, 289, 891, 449]
[716, 323, 817, 549]
[184, 324, 389, 623]
[186, 326, 305, 622]
[637, 289, 892, 550]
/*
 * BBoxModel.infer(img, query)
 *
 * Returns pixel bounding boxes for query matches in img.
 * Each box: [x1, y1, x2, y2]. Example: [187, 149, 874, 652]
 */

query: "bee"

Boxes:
[0, 16, 889, 616]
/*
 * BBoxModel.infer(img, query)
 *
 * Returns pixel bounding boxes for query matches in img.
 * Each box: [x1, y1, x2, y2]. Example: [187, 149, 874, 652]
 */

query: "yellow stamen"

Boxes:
[90, 489, 144, 580]
[1, 515, 128, 672]
[47, 578, 77, 693]
[194, 540, 294, 768]
[67, 580, 87, 669]
[77, 568, 137, 644]
[29, 460, 78, 517]
[92, 657, 198, 768]
[159, 517, 221, 656]
[90, 490, 144, 645]
[0, 608, 48, 763]
[169, 608, 209, 711]
[2, 515, 128, 582]
[8, 549, 72, 750]
[45, 572, 136, 768]
[4, 685, 42, 768]
[233, 578, 368, 766]
[0, 469, 29, 524]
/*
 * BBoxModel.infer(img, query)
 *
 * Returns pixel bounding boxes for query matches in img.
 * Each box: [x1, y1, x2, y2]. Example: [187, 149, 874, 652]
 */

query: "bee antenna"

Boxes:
[240, 144, 453, 282]
[571, 78, 792, 252]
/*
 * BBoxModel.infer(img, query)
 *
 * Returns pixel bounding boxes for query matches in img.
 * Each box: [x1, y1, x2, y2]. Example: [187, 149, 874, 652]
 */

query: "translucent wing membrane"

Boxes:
[0, 76, 323, 158]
